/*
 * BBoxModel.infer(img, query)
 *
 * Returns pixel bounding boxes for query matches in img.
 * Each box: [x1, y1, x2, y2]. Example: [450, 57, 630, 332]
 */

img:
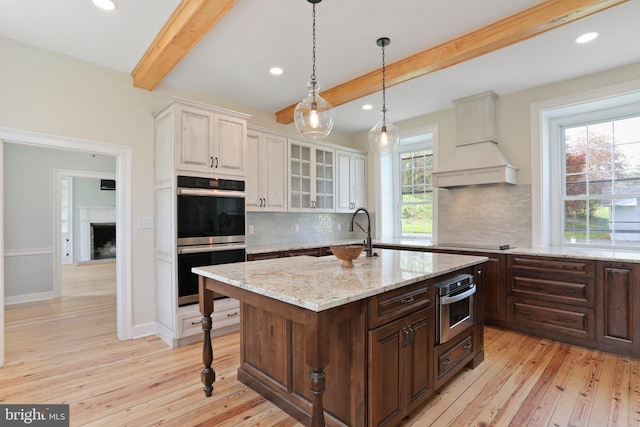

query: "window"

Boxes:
[376, 126, 437, 240]
[561, 114, 640, 248]
[399, 146, 434, 238]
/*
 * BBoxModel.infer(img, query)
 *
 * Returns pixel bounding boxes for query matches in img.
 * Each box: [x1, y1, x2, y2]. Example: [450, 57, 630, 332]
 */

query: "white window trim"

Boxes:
[372, 124, 439, 241]
[530, 79, 640, 248]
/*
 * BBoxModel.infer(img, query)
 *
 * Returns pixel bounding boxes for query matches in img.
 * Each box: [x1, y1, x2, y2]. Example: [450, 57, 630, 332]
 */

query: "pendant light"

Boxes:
[294, 0, 334, 139]
[369, 37, 399, 153]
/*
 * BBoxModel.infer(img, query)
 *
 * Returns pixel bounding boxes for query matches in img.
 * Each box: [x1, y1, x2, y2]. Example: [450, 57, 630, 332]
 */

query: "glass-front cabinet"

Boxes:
[289, 139, 334, 212]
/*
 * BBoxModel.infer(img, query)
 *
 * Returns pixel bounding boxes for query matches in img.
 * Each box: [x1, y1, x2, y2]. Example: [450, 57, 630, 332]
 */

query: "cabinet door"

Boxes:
[480, 255, 506, 322]
[596, 262, 640, 352]
[368, 317, 405, 427]
[368, 307, 433, 427]
[176, 105, 215, 173]
[405, 308, 434, 413]
[289, 140, 313, 210]
[262, 134, 287, 212]
[336, 151, 353, 212]
[214, 113, 246, 177]
[352, 153, 367, 209]
[314, 147, 334, 211]
[245, 130, 262, 211]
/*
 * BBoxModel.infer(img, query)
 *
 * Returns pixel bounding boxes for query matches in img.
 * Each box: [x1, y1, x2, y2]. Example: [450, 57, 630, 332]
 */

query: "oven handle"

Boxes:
[177, 244, 247, 255]
[177, 188, 246, 198]
[439, 284, 476, 305]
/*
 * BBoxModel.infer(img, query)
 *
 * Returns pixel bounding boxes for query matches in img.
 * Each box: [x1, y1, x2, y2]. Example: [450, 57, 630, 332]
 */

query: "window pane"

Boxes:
[614, 117, 640, 144]
[398, 146, 433, 238]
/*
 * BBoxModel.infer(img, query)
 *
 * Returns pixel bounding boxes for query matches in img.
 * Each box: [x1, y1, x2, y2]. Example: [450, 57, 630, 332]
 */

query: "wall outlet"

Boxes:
[294, 223, 299, 232]
[248, 225, 254, 234]
[337, 223, 342, 231]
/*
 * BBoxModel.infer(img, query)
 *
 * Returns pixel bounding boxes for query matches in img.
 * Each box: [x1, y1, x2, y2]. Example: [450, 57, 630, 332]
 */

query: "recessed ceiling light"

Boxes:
[92, 0, 117, 11]
[269, 67, 284, 76]
[576, 32, 599, 44]
[362, 104, 373, 111]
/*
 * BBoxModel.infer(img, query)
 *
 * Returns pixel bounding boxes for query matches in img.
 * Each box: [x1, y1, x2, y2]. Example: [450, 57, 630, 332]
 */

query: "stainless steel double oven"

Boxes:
[176, 175, 246, 306]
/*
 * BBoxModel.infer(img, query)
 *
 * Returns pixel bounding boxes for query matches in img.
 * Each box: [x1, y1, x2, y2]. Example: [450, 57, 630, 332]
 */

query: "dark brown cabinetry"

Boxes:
[368, 308, 433, 427]
[506, 255, 596, 346]
[367, 280, 434, 427]
[596, 261, 640, 356]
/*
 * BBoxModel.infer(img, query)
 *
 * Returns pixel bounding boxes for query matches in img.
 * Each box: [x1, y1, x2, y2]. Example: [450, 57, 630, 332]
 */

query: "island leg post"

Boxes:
[199, 276, 215, 397]
[306, 311, 330, 427]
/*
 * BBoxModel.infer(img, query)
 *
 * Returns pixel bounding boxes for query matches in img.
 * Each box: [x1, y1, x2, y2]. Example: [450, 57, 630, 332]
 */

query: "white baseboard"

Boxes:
[4, 291, 54, 305]
[129, 321, 157, 341]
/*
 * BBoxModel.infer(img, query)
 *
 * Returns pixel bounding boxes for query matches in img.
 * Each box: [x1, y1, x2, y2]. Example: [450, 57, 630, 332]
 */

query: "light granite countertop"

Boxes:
[193, 249, 487, 312]
[247, 239, 640, 263]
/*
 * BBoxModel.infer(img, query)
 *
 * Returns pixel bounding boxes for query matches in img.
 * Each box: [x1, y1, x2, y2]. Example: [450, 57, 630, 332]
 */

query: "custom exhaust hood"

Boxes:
[433, 91, 518, 188]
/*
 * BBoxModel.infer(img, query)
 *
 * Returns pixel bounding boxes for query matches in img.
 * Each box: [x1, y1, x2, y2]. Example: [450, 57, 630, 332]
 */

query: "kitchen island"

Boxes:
[193, 249, 487, 427]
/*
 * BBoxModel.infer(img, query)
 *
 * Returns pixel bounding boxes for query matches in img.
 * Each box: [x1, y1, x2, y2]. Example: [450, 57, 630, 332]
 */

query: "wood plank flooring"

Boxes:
[3, 263, 640, 426]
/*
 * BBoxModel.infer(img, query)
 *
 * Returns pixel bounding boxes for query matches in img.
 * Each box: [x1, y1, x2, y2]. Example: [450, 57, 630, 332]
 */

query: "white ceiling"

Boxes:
[1, 0, 639, 134]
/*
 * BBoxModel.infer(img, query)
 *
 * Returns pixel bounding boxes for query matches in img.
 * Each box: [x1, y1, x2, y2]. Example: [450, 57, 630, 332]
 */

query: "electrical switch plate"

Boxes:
[137, 217, 154, 229]
[248, 225, 254, 234]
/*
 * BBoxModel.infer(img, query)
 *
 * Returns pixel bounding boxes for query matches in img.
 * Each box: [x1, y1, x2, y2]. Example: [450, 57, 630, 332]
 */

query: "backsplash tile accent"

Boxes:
[247, 212, 373, 246]
[437, 184, 532, 248]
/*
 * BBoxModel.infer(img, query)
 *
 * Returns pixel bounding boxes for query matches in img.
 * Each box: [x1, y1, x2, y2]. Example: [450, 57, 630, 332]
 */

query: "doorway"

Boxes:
[0, 127, 133, 367]
[54, 170, 117, 299]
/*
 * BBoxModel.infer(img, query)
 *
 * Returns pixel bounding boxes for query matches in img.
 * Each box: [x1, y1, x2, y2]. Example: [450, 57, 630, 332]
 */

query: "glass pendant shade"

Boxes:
[294, 81, 334, 139]
[368, 110, 400, 153]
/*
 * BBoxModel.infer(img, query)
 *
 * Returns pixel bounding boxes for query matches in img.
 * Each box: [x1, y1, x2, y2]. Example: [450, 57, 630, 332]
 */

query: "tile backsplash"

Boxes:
[247, 212, 371, 246]
[437, 184, 532, 248]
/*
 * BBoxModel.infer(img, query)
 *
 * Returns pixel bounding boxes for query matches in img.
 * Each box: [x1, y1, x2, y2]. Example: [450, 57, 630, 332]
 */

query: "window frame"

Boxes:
[539, 87, 640, 249]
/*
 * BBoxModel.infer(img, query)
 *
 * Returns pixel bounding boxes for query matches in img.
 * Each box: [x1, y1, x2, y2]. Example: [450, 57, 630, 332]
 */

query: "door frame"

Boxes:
[0, 127, 133, 367]
[54, 169, 117, 298]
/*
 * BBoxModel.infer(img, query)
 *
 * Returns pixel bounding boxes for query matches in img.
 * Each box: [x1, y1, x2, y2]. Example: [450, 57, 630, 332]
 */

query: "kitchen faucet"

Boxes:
[349, 207, 376, 257]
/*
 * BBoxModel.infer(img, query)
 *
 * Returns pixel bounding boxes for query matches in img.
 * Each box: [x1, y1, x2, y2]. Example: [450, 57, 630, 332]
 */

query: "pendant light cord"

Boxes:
[311, 3, 317, 83]
[381, 40, 387, 127]
[310, 3, 317, 104]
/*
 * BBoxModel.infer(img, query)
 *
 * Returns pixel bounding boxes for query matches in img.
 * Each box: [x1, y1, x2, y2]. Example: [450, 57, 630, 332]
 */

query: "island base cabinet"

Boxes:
[368, 308, 434, 427]
[596, 262, 640, 356]
[238, 302, 366, 427]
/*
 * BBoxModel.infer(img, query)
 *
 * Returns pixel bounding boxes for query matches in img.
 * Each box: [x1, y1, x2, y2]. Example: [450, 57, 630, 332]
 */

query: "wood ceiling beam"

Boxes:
[276, 0, 629, 125]
[131, 0, 236, 91]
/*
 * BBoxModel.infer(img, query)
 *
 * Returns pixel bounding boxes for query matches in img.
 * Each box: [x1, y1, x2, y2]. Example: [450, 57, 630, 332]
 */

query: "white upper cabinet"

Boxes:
[171, 100, 249, 178]
[336, 151, 367, 212]
[288, 139, 335, 212]
[214, 113, 247, 177]
[246, 129, 288, 212]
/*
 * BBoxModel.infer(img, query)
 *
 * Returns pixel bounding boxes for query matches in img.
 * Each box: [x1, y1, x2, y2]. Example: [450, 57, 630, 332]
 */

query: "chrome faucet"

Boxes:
[349, 207, 376, 257]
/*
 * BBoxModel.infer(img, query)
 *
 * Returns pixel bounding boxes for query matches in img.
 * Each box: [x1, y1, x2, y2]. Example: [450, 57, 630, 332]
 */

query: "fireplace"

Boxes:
[91, 223, 116, 260]
[79, 207, 116, 262]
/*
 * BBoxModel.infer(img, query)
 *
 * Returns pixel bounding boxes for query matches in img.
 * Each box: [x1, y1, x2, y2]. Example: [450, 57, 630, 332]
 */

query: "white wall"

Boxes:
[3, 144, 115, 300]
[0, 36, 354, 330]
[356, 60, 640, 244]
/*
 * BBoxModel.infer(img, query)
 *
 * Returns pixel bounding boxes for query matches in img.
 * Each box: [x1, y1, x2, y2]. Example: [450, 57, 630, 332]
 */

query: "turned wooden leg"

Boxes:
[309, 367, 327, 427]
[201, 314, 216, 397]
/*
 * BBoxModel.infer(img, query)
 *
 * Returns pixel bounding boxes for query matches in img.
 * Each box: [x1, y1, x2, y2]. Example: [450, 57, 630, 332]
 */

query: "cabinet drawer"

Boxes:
[509, 256, 594, 277]
[436, 332, 474, 380]
[369, 281, 432, 328]
[511, 274, 593, 306]
[507, 297, 594, 340]
[178, 298, 240, 338]
[247, 251, 284, 261]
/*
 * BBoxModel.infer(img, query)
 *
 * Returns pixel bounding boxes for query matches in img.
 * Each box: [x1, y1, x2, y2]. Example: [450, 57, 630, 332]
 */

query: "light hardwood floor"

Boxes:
[3, 263, 640, 426]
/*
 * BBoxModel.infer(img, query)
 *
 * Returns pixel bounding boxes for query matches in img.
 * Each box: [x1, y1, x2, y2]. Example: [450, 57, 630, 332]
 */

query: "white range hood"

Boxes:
[433, 91, 518, 188]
